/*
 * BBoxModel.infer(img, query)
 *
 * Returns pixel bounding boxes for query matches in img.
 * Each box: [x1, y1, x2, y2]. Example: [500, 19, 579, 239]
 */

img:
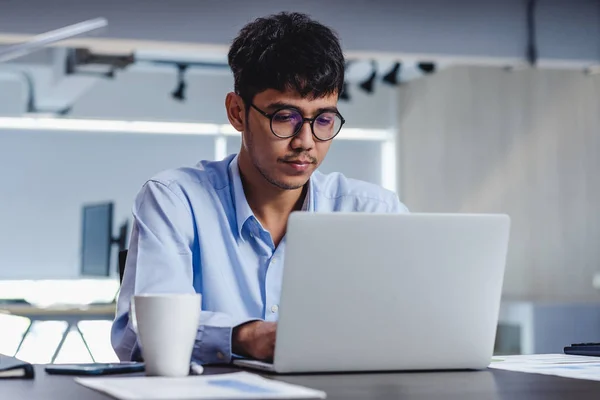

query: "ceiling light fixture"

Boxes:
[359, 61, 377, 94]
[172, 64, 189, 101]
[0, 18, 107, 63]
[382, 62, 402, 85]
[339, 82, 350, 101]
[417, 62, 436, 74]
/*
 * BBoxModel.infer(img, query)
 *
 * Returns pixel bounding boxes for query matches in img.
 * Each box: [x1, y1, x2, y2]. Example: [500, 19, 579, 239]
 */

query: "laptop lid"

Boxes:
[272, 212, 510, 373]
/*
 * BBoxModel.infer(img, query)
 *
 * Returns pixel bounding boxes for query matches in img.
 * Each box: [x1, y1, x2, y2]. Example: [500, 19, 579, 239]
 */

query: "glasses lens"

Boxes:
[313, 112, 342, 140]
[271, 109, 303, 138]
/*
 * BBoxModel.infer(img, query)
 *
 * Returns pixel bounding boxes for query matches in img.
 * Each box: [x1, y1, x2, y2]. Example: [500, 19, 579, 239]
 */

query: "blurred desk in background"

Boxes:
[0, 302, 116, 363]
[496, 300, 600, 355]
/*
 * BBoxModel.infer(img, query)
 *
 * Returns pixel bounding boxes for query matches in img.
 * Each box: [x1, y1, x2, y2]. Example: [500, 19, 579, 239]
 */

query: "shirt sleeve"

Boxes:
[388, 192, 410, 213]
[111, 180, 253, 365]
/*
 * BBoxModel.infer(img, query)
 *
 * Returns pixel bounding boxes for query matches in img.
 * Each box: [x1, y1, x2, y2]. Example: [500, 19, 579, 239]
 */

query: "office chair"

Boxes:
[118, 250, 128, 285]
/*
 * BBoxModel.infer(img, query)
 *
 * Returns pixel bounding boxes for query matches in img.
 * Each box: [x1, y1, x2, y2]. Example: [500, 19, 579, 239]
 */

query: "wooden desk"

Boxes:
[0, 303, 116, 363]
[4, 364, 600, 400]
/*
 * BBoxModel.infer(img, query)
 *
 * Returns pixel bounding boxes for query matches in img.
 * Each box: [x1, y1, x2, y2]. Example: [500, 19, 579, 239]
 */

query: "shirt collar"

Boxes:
[301, 182, 312, 211]
[228, 154, 314, 239]
[229, 155, 255, 239]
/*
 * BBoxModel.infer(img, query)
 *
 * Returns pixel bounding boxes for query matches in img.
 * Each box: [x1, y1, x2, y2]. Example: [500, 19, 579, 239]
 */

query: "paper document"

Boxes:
[75, 371, 326, 400]
[489, 354, 600, 381]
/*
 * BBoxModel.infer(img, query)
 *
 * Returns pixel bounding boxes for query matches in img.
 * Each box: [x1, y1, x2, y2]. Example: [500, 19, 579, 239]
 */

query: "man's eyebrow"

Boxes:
[315, 106, 340, 114]
[266, 102, 339, 115]
[266, 101, 297, 111]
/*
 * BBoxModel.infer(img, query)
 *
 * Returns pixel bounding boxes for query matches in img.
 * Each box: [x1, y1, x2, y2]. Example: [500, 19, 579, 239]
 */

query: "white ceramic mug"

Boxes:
[131, 293, 201, 377]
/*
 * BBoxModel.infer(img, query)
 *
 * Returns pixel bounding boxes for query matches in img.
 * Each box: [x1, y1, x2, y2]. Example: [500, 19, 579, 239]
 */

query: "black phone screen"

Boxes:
[45, 362, 144, 375]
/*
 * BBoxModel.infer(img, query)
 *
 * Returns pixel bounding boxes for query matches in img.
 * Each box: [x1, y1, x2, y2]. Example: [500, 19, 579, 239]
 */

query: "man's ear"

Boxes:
[225, 92, 245, 132]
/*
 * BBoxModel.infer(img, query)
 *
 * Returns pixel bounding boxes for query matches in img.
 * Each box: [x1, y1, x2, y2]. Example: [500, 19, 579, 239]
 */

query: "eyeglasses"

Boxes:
[250, 103, 345, 141]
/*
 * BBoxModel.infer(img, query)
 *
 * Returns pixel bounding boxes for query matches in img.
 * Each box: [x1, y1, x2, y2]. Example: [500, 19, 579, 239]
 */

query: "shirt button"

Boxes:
[249, 232, 254, 239]
[271, 305, 279, 313]
[216, 352, 224, 360]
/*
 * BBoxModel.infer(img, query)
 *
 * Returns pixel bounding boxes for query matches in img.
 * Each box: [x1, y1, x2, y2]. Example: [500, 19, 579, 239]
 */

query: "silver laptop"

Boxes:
[234, 212, 510, 374]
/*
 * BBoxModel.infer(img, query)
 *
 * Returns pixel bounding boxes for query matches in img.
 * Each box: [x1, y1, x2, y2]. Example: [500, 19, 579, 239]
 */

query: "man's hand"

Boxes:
[232, 321, 277, 361]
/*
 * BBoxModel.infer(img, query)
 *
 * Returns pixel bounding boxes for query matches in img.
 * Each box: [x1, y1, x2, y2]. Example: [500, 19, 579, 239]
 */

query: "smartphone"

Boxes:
[45, 362, 145, 376]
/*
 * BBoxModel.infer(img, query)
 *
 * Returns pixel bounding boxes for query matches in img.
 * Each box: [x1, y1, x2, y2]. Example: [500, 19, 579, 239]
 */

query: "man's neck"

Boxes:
[243, 179, 306, 223]
[237, 153, 307, 244]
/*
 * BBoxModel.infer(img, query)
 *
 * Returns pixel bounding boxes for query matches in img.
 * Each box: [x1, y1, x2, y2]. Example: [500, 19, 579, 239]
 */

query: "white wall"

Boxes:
[0, 75, 24, 115]
[0, 130, 217, 279]
[397, 66, 600, 301]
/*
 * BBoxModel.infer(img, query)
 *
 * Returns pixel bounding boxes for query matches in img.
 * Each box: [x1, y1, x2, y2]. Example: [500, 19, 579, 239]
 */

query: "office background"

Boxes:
[0, 0, 599, 362]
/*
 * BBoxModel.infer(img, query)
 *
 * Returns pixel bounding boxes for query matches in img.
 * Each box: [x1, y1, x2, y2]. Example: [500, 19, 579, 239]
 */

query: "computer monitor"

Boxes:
[81, 202, 129, 277]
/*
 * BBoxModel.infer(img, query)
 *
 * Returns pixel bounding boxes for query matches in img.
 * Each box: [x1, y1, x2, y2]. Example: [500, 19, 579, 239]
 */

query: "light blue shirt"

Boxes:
[111, 153, 408, 364]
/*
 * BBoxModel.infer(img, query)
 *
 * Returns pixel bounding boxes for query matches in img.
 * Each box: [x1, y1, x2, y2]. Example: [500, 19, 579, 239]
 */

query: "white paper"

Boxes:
[75, 371, 326, 400]
[489, 354, 600, 381]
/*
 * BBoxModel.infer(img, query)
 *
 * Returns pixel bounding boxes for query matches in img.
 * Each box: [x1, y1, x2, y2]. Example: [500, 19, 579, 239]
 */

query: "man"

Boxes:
[111, 11, 408, 365]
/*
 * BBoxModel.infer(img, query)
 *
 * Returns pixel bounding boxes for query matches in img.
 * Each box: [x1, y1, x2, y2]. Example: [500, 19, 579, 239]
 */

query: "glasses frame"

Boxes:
[250, 103, 345, 141]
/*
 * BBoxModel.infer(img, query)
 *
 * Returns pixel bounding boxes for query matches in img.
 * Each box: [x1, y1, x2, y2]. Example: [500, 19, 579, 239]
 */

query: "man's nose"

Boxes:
[290, 121, 315, 150]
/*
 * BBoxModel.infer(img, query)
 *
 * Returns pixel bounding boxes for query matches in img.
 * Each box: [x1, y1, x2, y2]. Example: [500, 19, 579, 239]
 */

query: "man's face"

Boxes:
[240, 89, 338, 190]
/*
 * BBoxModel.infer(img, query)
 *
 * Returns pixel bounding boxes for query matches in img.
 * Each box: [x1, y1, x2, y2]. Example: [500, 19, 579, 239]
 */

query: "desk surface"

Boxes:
[5, 365, 600, 400]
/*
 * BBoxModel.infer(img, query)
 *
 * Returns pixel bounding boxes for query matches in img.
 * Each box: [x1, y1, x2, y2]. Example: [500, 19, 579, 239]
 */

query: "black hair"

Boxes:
[228, 12, 345, 105]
